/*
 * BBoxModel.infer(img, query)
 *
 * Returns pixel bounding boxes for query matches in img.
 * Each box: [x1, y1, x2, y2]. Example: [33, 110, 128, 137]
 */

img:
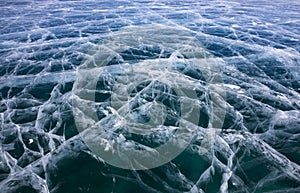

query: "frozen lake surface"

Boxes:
[0, 0, 300, 192]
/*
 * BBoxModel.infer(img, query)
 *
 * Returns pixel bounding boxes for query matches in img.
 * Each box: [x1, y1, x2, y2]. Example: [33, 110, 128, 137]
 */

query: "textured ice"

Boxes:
[0, 0, 300, 193]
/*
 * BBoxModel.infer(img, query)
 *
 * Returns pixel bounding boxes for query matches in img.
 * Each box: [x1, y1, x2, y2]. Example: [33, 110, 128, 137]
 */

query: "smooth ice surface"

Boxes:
[0, 0, 300, 193]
